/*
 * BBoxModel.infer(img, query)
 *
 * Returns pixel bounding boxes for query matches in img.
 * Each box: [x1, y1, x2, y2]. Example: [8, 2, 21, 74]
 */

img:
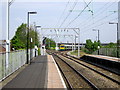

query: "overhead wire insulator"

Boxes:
[88, 10, 94, 15]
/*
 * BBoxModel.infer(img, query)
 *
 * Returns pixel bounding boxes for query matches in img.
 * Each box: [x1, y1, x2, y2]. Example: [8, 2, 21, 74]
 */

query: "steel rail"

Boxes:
[53, 53, 99, 89]
[52, 54, 73, 89]
[61, 54, 120, 85]
[66, 54, 120, 75]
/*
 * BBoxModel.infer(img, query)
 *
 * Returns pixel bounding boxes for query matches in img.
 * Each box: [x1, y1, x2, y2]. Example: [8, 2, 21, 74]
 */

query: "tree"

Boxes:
[11, 23, 40, 50]
[45, 38, 56, 49]
[92, 41, 101, 51]
[85, 39, 93, 53]
[108, 42, 116, 48]
[103, 42, 116, 48]
[11, 23, 27, 50]
[85, 39, 101, 54]
[29, 27, 40, 49]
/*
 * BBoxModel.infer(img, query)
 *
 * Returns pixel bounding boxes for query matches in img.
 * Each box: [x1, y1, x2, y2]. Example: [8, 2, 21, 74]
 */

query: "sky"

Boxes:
[0, 0, 119, 43]
[0, 0, 2, 40]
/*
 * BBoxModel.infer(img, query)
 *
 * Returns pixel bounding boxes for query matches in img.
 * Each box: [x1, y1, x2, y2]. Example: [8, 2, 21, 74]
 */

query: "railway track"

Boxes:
[47, 50, 120, 89]
[61, 53, 120, 84]
[52, 53, 98, 89]
[67, 54, 120, 75]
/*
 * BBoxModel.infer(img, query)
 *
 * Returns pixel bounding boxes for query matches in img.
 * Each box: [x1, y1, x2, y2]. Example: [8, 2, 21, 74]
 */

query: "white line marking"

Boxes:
[50, 55, 67, 88]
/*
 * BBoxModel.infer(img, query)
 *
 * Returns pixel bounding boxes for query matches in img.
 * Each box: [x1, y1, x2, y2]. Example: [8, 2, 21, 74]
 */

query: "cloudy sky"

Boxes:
[0, 0, 119, 43]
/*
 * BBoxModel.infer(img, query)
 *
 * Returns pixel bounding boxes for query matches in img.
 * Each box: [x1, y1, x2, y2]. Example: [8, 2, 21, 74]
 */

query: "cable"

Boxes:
[83, 0, 93, 15]
[59, 0, 79, 28]
[55, 0, 71, 27]
[74, 0, 118, 28]
[66, 0, 93, 28]
[80, 11, 117, 30]
[80, 17, 118, 36]
[8, 0, 15, 6]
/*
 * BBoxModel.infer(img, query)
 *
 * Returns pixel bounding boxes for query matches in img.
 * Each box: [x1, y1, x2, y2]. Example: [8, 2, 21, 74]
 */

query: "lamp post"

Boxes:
[35, 25, 41, 57]
[93, 29, 100, 55]
[74, 35, 77, 51]
[35, 26, 41, 45]
[72, 35, 74, 52]
[26, 11, 37, 64]
[74, 28, 80, 57]
[109, 22, 119, 58]
[5, 0, 15, 68]
[78, 28, 80, 57]
[8, 0, 14, 52]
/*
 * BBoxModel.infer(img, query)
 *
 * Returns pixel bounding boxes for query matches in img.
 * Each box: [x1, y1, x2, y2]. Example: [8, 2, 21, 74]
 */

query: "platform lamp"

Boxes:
[26, 11, 37, 64]
[109, 22, 119, 58]
[35, 26, 41, 57]
[93, 29, 100, 55]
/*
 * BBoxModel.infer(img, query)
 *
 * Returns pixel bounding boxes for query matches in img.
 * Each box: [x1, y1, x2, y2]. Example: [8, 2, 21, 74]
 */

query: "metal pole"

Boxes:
[98, 30, 100, 55]
[26, 12, 29, 64]
[34, 23, 36, 47]
[69, 35, 74, 51]
[40, 28, 43, 55]
[8, 2, 10, 52]
[35, 25, 41, 56]
[26, 12, 37, 63]
[74, 35, 76, 51]
[5, 0, 10, 69]
[78, 28, 80, 57]
[30, 38, 32, 59]
[35, 25, 37, 57]
[56, 30, 58, 51]
[72, 35, 74, 51]
[117, 23, 119, 58]
[8, 0, 14, 52]
[98, 30, 99, 41]
[109, 22, 119, 58]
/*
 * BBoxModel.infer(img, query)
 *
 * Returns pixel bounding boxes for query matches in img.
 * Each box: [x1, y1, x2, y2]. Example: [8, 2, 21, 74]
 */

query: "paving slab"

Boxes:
[1, 55, 66, 89]
[2, 55, 48, 89]
[47, 55, 66, 88]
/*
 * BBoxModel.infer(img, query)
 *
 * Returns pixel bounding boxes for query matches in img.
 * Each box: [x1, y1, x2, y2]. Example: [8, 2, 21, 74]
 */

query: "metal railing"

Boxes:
[93, 48, 120, 57]
[0, 49, 38, 82]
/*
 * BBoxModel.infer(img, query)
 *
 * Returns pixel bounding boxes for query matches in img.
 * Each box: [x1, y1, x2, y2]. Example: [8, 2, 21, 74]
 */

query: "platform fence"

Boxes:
[92, 47, 120, 58]
[0, 49, 38, 82]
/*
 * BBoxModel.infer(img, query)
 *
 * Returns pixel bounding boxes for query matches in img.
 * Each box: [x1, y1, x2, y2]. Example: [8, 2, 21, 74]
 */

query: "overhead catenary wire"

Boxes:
[54, 0, 71, 43]
[72, 1, 110, 28]
[59, 0, 79, 28]
[80, 17, 118, 36]
[78, 17, 118, 43]
[83, 0, 93, 15]
[55, 0, 79, 44]
[80, 11, 117, 30]
[74, 0, 118, 28]
[65, 0, 93, 28]
[77, 0, 118, 40]
[8, 0, 15, 6]
[55, 0, 71, 27]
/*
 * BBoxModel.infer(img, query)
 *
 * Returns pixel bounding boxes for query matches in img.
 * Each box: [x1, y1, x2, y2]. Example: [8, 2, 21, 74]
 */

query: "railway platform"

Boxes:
[80, 55, 120, 74]
[1, 55, 66, 89]
[87, 55, 120, 62]
[67, 51, 120, 75]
